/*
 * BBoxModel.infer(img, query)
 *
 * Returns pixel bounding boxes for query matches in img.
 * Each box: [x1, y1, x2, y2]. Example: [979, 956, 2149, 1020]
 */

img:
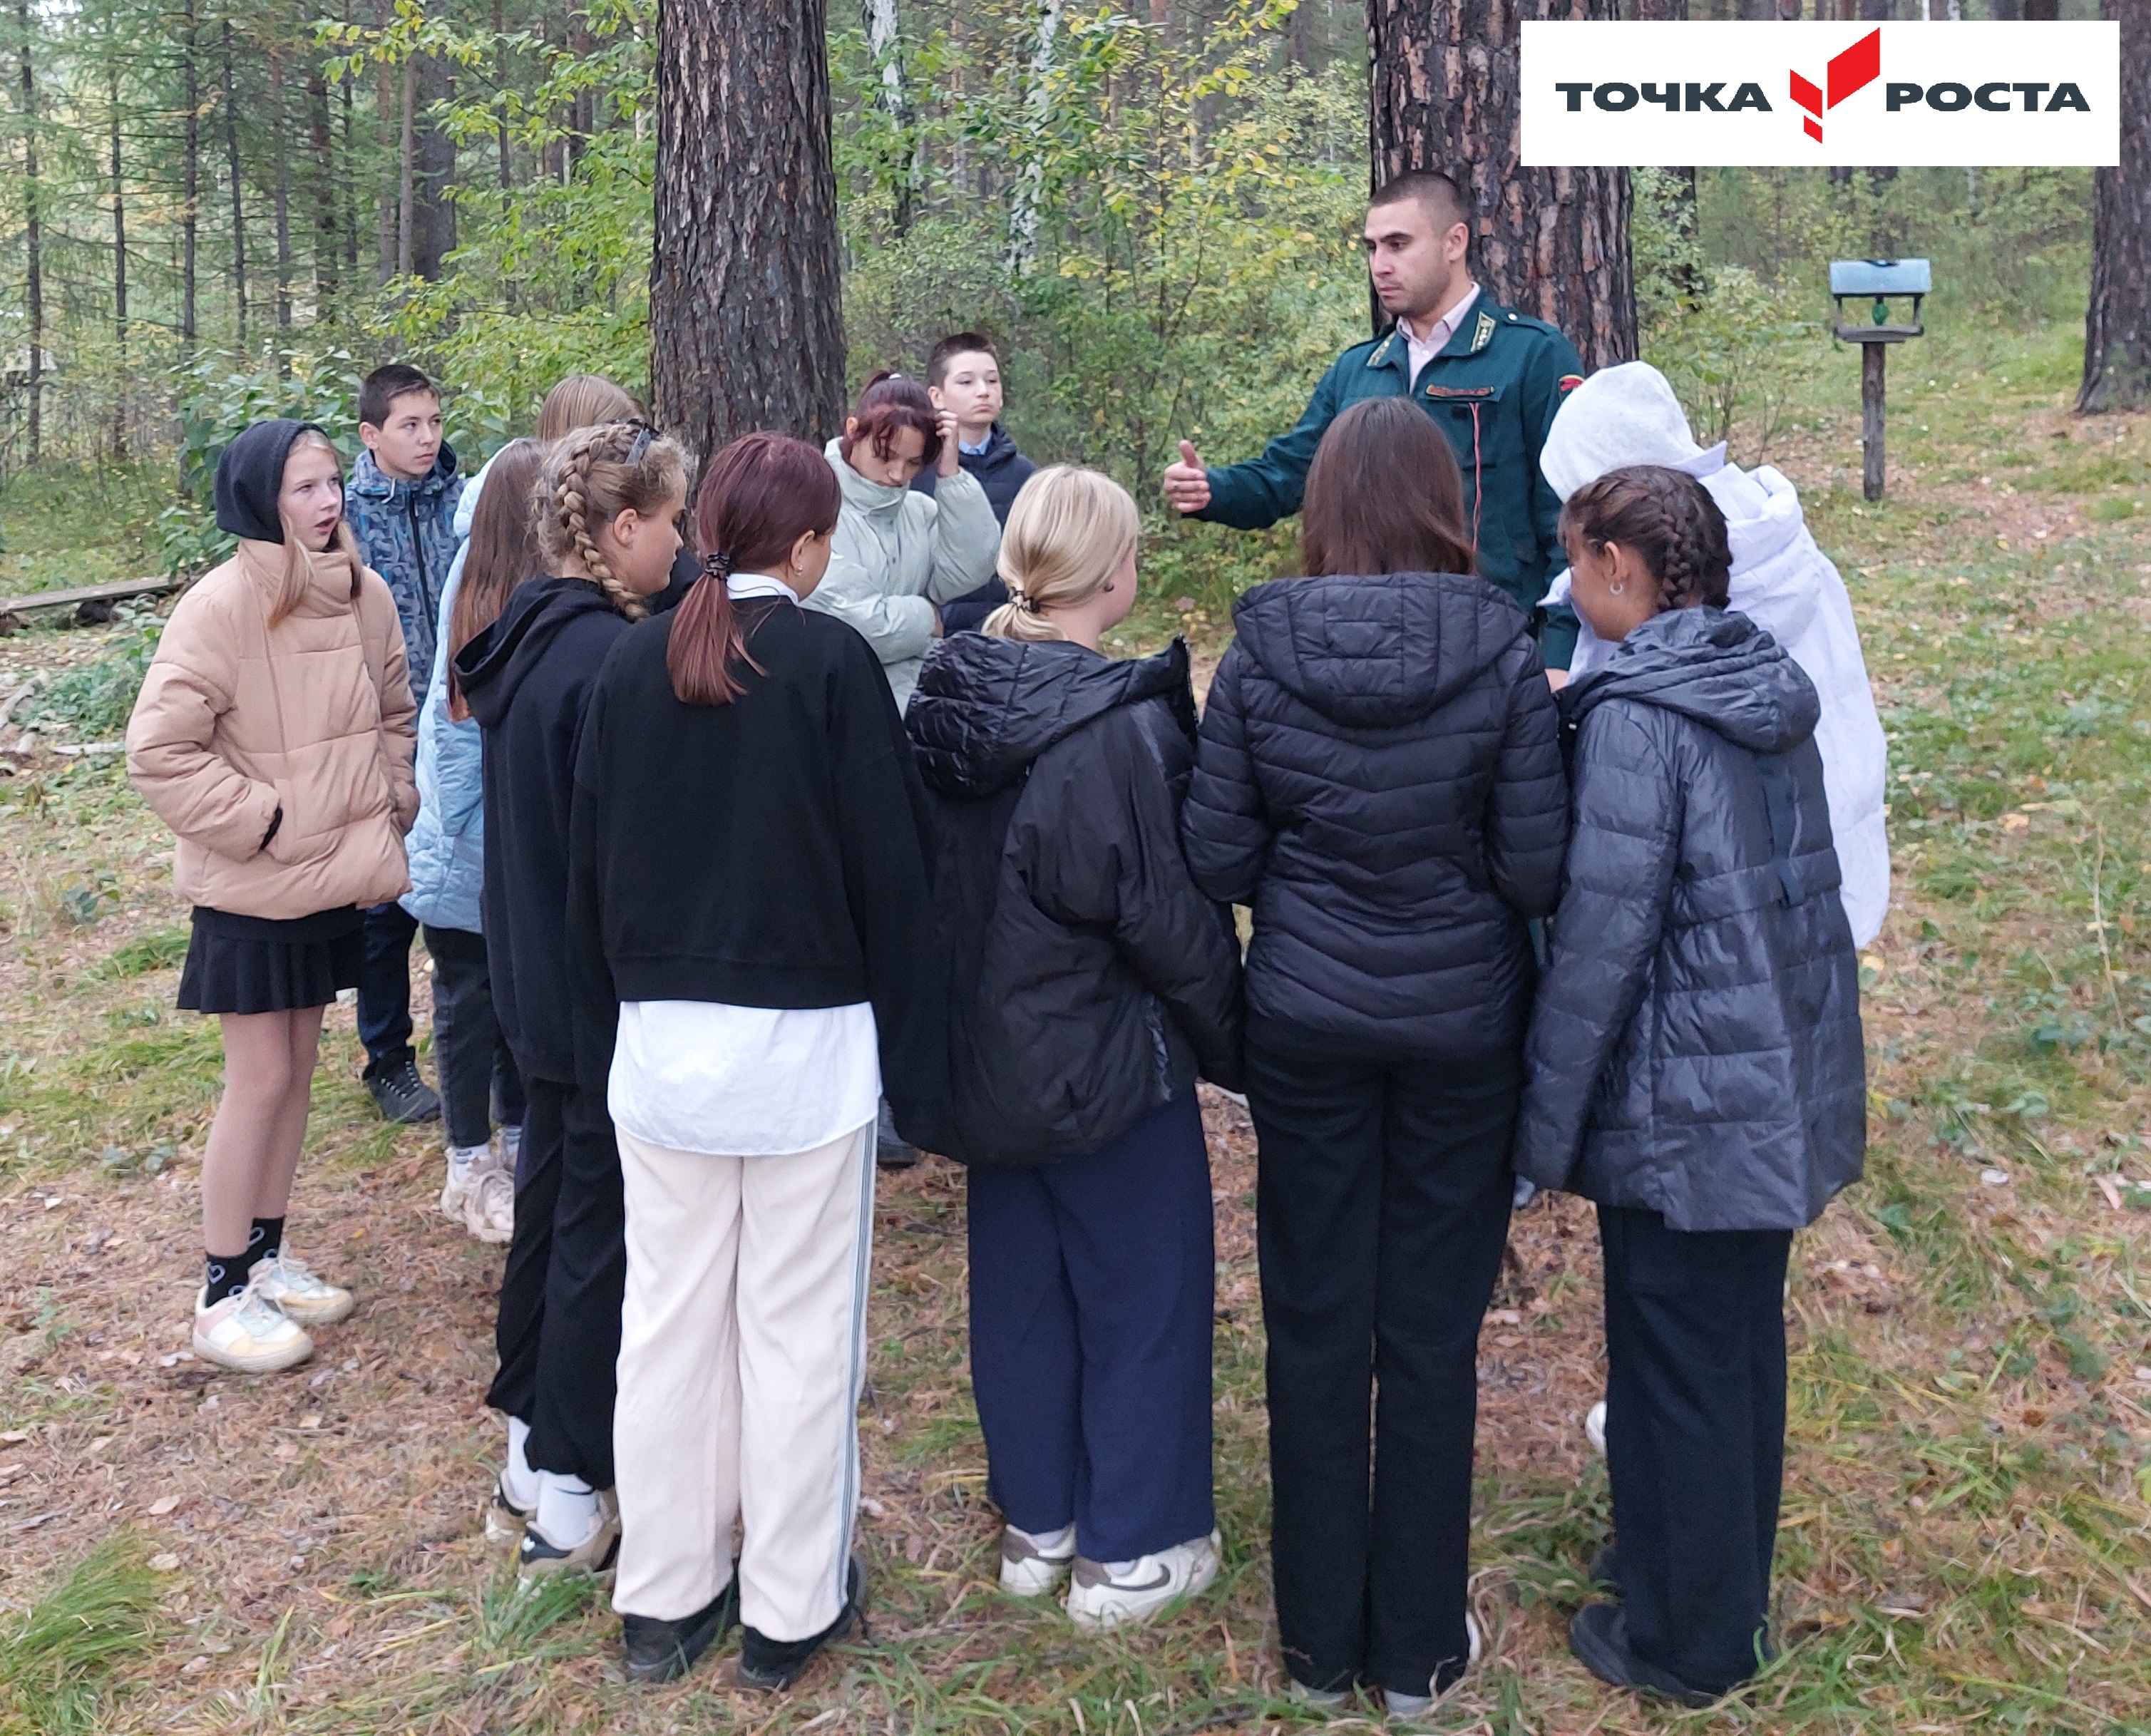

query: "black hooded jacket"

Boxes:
[454, 577, 633, 1085]
[1182, 572, 1567, 1064]
[908, 634, 1243, 1166]
[1515, 608, 1865, 1232]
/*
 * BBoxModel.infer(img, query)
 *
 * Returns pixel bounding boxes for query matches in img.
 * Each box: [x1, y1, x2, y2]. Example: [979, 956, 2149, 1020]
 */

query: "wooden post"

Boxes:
[1861, 341, 1887, 502]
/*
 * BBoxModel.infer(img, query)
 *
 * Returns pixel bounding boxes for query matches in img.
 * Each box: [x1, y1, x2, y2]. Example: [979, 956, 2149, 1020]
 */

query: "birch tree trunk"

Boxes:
[1005, 0, 1065, 275]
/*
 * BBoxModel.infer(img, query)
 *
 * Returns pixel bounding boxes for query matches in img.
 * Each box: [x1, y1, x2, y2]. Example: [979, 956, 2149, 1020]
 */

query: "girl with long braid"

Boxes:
[453, 420, 688, 1578]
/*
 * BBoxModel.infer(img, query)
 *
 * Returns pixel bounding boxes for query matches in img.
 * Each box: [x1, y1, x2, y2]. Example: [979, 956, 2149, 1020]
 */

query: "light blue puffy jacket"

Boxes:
[399, 453, 493, 933]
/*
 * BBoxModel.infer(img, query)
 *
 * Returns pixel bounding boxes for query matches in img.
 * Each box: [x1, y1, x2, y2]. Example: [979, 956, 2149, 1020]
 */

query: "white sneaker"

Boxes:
[463, 1156, 515, 1245]
[1382, 1613, 1484, 1720]
[999, 1522, 1077, 1596]
[249, 1248, 355, 1327]
[518, 1488, 620, 1580]
[483, 1473, 534, 1546]
[439, 1146, 488, 1226]
[1064, 1529, 1221, 1632]
[192, 1276, 314, 1374]
[1584, 1399, 1608, 1459]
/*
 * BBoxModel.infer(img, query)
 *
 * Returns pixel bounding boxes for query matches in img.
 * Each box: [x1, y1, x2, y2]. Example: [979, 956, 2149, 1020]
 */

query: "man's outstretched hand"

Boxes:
[1162, 440, 1211, 516]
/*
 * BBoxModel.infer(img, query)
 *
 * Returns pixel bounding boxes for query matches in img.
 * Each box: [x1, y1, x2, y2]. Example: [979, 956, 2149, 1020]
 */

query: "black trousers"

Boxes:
[1246, 1032, 1516, 1699]
[486, 1074, 624, 1490]
[356, 901, 419, 1076]
[421, 925, 525, 1151]
[1599, 1205, 1792, 1697]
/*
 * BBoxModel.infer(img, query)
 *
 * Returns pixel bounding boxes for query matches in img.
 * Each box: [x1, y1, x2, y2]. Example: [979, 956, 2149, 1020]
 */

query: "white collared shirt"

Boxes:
[1397, 281, 1482, 384]
[607, 566, 882, 1159]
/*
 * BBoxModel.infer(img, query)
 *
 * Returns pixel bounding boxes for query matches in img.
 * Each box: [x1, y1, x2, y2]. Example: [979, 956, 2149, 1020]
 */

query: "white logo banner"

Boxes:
[1520, 21, 2119, 168]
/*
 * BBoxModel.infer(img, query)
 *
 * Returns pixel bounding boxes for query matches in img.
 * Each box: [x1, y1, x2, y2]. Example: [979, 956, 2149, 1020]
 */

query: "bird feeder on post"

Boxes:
[1829, 258, 1930, 503]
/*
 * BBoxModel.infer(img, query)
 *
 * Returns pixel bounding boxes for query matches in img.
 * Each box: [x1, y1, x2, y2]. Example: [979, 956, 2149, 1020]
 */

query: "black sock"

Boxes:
[204, 1250, 250, 1307]
[242, 1216, 285, 1277]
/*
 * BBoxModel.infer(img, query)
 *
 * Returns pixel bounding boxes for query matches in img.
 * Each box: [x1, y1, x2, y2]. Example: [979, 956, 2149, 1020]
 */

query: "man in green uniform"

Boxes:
[1163, 169, 1587, 674]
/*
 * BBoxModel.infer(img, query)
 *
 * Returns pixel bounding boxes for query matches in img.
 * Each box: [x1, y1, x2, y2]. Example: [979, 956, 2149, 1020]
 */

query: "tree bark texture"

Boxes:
[1006, 0, 1065, 274]
[272, 38, 293, 354]
[650, 0, 848, 456]
[862, 0, 918, 234]
[309, 61, 337, 312]
[412, 55, 456, 279]
[109, 58, 127, 458]
[16, 0, 41, 464]
[1367, 0, 1638, 371]
[183, 0, 200, 357]
[396, 53, 416, 279]
[222, 18, 248, 348]
[2078, 0, 2147, 413]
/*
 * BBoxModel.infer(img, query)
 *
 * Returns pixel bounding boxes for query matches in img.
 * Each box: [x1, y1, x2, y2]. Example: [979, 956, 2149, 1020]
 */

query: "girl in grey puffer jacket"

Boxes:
[1516, 466, 1862, 1712]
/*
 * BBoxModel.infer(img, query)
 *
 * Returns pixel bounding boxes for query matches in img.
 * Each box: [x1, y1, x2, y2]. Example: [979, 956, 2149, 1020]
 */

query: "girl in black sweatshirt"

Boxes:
[565, 433, 943, 1693]
[453, 419, 687, 1580]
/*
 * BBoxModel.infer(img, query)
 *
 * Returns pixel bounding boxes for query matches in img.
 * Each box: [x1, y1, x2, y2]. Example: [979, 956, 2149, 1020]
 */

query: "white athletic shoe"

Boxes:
[1064, 1530, 1221, 1632]
[483, 1474, 534, 1546]
[192, 1276, 314, 1374]
[518, 1489, 621, 1580]
[248, 1248, 355, 1327]
[999, 1523, 1077, 1596]
[463, 1157, 515, 1245]
[439, 1146, 489, 1226]
[1382, 1612, 1484, 1720]
[1585, 1399, 1608, 1459]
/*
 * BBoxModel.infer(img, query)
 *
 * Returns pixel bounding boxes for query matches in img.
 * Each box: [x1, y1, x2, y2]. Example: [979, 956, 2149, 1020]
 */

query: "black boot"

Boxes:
[736, 1556, 866, 1693]
[622, 1579, 739, 1684]
[1568, 1603, 1720, 1710]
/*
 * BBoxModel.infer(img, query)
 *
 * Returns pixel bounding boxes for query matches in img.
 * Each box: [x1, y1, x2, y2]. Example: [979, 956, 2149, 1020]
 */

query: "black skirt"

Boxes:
[177, 905, 365, 1016]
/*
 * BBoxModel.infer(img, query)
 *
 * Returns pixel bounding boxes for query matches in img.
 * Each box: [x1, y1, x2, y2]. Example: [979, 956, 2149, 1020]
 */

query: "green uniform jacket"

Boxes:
[1196, 297, 1586, 668]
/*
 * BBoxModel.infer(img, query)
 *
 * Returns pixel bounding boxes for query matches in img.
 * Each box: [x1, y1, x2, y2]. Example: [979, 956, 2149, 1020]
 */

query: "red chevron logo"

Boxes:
[1789, 28, 1882, 145]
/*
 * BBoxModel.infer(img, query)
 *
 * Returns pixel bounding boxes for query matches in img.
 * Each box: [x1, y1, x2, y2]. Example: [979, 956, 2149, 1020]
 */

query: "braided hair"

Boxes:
[535, 420, 689, 621]
[1558, 464, 1732, 615]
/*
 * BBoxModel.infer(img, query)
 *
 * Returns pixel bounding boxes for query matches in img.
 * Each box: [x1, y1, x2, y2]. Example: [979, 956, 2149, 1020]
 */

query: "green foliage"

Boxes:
[0, 1534, 159, 1736]
[21, 610, 163, 739]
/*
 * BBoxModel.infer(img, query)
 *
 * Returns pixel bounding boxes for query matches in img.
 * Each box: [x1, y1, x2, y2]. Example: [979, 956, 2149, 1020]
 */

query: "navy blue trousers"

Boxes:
[965, 1092, 1216, 1566]
[356, 901, 418, 1077]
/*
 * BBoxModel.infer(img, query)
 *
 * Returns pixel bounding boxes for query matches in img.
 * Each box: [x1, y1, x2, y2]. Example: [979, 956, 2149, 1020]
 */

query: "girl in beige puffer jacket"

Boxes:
[125, 418, 419, 1376]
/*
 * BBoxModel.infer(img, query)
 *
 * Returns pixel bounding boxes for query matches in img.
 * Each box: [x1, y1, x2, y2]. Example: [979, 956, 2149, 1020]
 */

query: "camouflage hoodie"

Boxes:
[345, 443, 463, 696]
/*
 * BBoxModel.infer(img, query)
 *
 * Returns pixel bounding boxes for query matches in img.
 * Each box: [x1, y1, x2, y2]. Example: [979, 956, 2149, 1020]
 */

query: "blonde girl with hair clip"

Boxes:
[453, 418, 689, 1579]
[128, 419, 419, 1375]
[907, 466, 1243, 1633]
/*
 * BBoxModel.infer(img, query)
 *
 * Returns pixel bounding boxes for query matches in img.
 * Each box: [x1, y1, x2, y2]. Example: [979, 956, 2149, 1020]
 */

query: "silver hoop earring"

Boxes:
[1608, 580, 1627, 595]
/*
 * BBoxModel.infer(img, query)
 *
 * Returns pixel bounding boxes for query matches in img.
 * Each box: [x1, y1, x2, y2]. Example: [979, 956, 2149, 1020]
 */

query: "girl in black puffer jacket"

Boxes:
[1182, 398, 1566, 1716]
[908, 466, 1242, 1634]
[1517, 466, 1863, 1710]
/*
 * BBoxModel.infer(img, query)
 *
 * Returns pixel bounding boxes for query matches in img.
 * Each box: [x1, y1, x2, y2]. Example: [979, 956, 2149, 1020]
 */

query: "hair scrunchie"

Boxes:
[702, 549, 735, 580]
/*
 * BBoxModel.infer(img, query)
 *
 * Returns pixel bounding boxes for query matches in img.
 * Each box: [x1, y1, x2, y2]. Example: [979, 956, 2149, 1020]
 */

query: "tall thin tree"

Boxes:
[222, 15, 249, 349]
[15, 0, 41, 465]
[109, 54, 128, 458]
[2079, 0, 2147, 413]
[1006, 0, 1066, 274]
[183, 0, 201, 364]
[1367, 0, 1638, 371]
[862, 0, 920, 232]
[309, 57, 338, 316]
[650, 0, 848, 453]
[272, 33, 293, 359]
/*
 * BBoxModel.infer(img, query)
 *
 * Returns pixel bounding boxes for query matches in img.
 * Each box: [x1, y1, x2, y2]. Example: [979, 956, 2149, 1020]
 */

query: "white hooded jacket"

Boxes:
[1539, 362, 1889, 947]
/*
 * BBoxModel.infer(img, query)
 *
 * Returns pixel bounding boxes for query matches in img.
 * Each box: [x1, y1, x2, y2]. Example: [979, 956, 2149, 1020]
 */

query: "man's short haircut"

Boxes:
[928, 332, 1001, 389]
[1368, 169, 1469, 234]
[360, 362, 438, 430]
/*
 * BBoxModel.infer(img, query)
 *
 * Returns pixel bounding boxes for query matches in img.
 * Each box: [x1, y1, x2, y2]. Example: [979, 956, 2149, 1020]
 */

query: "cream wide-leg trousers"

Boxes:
[610, 1121, 875, 1640]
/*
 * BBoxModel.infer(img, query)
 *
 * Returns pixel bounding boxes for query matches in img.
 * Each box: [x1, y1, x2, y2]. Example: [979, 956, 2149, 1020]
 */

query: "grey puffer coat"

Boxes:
[1514, 607, 1865, 1232]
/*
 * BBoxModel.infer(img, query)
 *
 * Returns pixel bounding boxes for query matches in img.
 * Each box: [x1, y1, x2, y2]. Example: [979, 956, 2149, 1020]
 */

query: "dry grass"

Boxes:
[3, 314, 2150, 1734]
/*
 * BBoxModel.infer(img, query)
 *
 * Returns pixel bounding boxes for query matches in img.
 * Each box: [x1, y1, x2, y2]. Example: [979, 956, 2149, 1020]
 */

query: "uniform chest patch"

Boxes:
[1469, 312, 1496, 354]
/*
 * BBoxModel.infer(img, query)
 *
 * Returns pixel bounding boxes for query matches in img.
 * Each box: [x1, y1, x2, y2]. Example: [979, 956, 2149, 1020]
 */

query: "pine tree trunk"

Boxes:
[493, 0, 511, 190]
[272, 38, 292, 358]
[309, 61, 337, 315]
[396, 53, 416, 279]
[2022, 0, 2055, 19]
[412, 55, 456, 279]
[109, 58, 127, 459]
[222, 18, 249, 350]
[1367, 0, 1638, 371]
[16, 0, 41, 466]
[340, 0, 359, 276]
[2079, 0, 2148, 413]
[183, 0, 200, 362]
[374, 0, 396, 282]
[650, 0, 848, 453]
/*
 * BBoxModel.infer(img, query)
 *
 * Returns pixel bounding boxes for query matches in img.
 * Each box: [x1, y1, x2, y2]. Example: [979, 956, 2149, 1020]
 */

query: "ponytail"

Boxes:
[985, 466, 1139, 644]
[668, 433, 841, 707]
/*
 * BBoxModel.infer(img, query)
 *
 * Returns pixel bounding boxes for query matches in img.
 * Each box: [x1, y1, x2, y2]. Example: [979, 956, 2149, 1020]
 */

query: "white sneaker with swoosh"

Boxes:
[1064, 1529, 1221, 1631]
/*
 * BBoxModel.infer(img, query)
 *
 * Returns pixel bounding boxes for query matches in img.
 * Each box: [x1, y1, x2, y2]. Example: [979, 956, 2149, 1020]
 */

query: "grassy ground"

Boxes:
[1, 312, 2148, 1735]
[0, 463, 169, 601]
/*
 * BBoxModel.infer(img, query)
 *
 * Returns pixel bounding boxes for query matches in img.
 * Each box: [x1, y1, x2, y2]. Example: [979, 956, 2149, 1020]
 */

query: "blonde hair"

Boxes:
[538, 374, 645, 443]
[270, 428, 361, 625]
[983, 466, 1139, 644]
[536, 421, 690, 622]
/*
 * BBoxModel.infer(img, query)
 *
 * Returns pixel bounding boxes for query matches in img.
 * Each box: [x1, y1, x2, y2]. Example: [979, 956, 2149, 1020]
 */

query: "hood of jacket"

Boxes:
[454, 576, 615, 730]
[826, 436, 913, 523]
[349, 441, 461, 507]
[910, 635, 1194, 798]
[451, 448, 494, 542]
[215, 419, 333, 542]
[1229, 571, 1534, 729]
[1566, 607, 1819, 754]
